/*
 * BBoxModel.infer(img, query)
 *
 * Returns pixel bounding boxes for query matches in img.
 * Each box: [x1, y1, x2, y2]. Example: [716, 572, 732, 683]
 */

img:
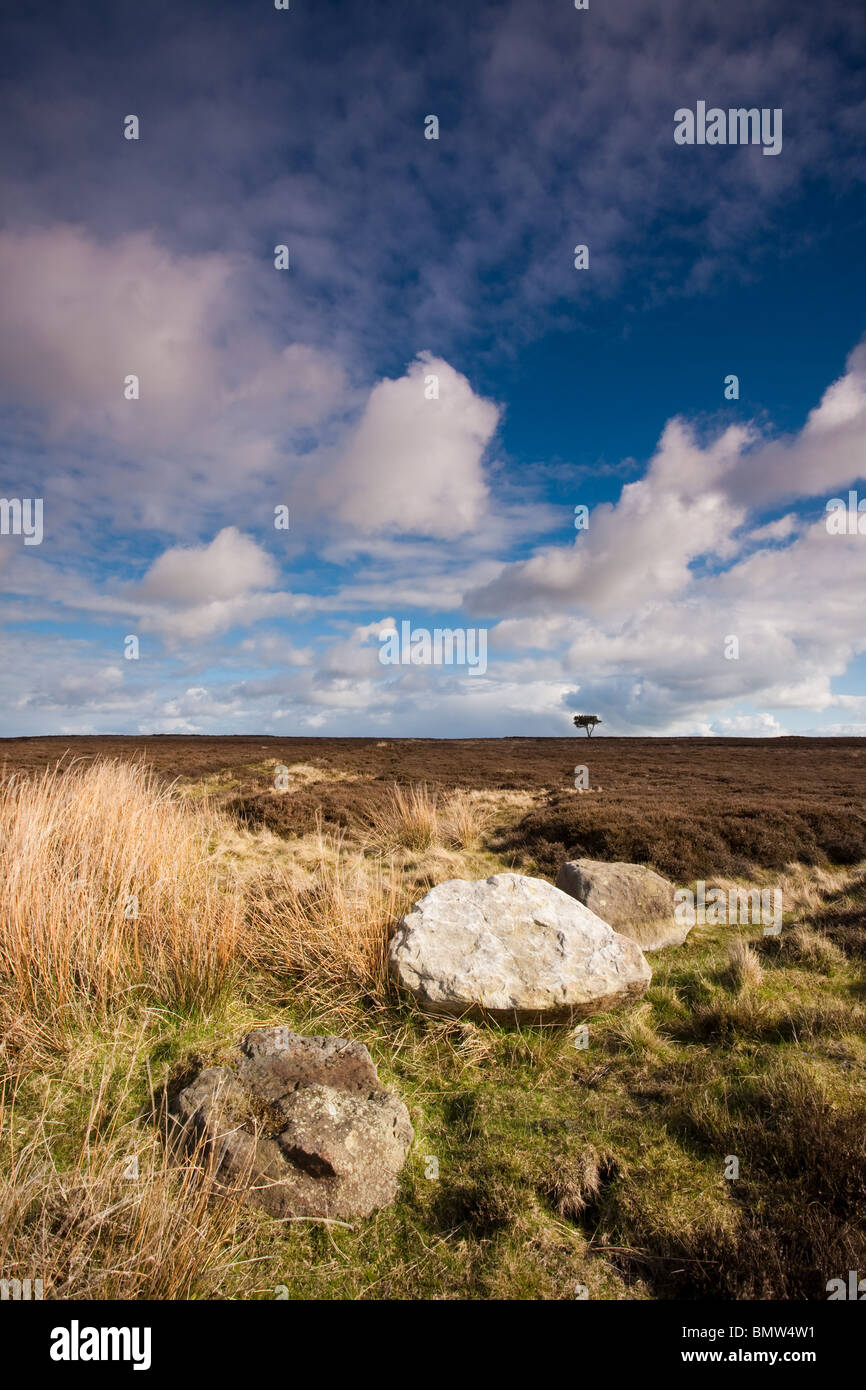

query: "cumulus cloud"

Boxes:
[118, 528, 311, 643]
[6, 344, 866, 734]
[469, 341, 866, 623]
[452, 343, 866, 732]
[0, 225, 350, 440]
[724, 341, 866, 507]
[321, 354, 498, 539]
[0, 224, 351, 540]
[0, 228, 501, 549]
[467, 419, 750, 618]
[137, 528, 277, 604]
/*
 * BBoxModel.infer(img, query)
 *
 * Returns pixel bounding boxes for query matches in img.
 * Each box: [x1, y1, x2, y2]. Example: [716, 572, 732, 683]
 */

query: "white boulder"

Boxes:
[388, 872, 651, 1024]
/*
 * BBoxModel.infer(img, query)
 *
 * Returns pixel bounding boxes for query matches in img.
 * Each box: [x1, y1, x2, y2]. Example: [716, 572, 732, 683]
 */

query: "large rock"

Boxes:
[555, 858, 689, 951]
[171, 1028, 413, 1220]
[388, 872, 651, 1024]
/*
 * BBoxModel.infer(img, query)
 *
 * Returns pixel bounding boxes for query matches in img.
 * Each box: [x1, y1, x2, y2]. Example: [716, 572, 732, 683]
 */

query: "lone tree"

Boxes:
[573, 714, 602, 737]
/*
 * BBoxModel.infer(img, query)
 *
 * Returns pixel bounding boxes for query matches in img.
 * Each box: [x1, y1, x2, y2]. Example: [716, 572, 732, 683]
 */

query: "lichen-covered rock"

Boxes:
[388, 872, 651, 1023]
[555, 858, 689, 951]
[171, 1029, 413, 1220]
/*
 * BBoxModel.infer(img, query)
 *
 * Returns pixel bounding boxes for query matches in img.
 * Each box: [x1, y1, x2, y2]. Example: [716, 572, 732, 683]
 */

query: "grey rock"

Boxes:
[555, 858, 689, 950]
[171, 1028, 413, 1220]
[388, 872, 651, 1023]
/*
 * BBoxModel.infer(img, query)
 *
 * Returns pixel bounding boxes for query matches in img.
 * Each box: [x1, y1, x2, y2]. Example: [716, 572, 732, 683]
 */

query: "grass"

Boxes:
[0, 1026, 254, 1299]
[725, 935, 764, 993]
[364, 783, 495, 854]
[244, 830, 406, 1009]
[0, 760, 242, 1034]
[1, 753, 865, 1300]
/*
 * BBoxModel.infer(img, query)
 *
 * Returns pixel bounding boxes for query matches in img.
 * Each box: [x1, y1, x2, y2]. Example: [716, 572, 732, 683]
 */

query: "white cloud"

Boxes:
[2, 282, 866, 735]
[470, 342, 866, 624]
[468, 417, 750, 617]
[0, 225, 231, 432]
[725, 341, 866, 508]
[137, 527, 277, 604]
[0, 224, 351, 539]
[322, 353, 497, 538]
[708, 713, 785, 736]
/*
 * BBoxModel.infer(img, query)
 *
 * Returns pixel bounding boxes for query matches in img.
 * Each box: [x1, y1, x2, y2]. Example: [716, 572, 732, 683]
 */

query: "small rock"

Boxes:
[555, 858, 689, 951]
[171, 1029, 413, 1220]
[388, 872, 651, 1023]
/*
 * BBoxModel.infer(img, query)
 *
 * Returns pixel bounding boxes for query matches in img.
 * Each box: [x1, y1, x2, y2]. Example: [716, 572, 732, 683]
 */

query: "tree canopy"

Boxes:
[573, 714, 602, 736]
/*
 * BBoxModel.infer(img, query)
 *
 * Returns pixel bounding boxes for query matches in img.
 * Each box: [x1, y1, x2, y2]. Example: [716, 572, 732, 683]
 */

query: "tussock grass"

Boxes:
[762, 922, 845, 971]
[541, 1145, 620, 1222]
[597, 1002, 673, 1061]
[365, 782, 495, 854]
[374, 783, 441, 851]
[245, 831, 408, 1012]
[807, 865, 866, 957]
[0, 761, 243, 1036]
[675, 986, 865, 1045]
[725, 935, 764, 993]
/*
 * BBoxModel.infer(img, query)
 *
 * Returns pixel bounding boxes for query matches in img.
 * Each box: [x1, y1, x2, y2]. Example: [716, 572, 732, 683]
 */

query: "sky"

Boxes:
[1, 0, 865, 737]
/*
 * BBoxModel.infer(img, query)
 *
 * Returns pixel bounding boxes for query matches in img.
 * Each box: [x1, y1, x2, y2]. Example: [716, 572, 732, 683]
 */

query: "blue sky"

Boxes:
[1, 0, 866, 736]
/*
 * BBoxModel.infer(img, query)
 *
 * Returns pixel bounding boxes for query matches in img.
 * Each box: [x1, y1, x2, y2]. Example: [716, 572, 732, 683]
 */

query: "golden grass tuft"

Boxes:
[726, 935, 764, 993]
[368, 783, 441, 852]
[0, 760, 243, 1033]
[600, 1001, 671, 1059]
[542, 1145, 619, 1222]
[245, 829, 410, 1009]
[365, 782, 494, 854]
[443, 788, 495, 851]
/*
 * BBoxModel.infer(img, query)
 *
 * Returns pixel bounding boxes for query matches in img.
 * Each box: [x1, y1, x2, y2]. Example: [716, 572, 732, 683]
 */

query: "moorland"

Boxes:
[1, 735, 864, 1300]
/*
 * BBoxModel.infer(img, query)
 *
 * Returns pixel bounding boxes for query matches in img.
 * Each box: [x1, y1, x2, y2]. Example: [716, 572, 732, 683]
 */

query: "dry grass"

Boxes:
[771, 863, 850, 917]
[365, 782, 495, 854]
[768, 923, 845, 970]
[0, 760, 243, 1035]
[0, 1041, 253, 1300]
[371, 783, 441, 852]
[726, 935, 764, 992]
[542, 1145, 619, 1222]
[442, 789, 497, 850]
[599, 1002, 672, 1060]
[245, 829, 409, 1008]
